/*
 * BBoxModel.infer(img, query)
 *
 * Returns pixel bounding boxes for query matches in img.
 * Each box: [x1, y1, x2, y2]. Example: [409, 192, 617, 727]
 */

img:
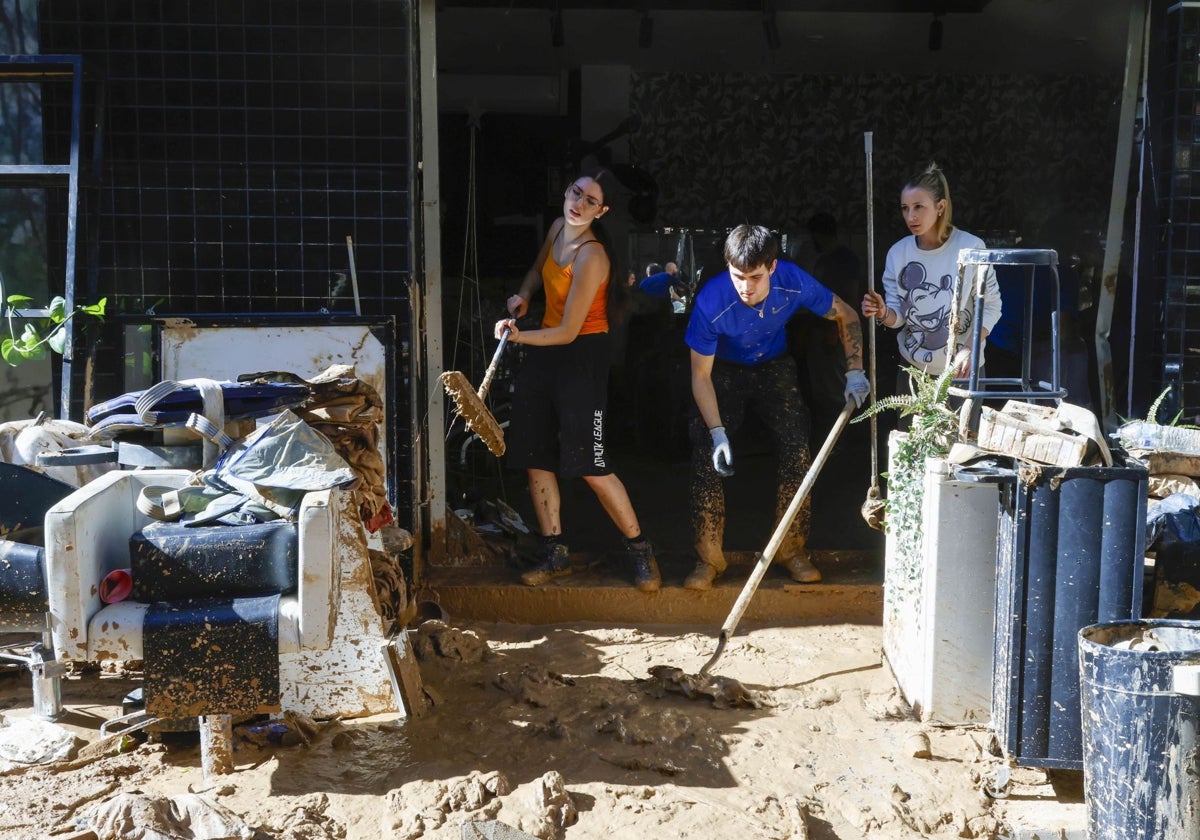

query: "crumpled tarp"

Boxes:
[243, 364, 393, 531]
[0, 714, 78, 771]
[216, 408, 357, 492]
[88, 792, 253, 840]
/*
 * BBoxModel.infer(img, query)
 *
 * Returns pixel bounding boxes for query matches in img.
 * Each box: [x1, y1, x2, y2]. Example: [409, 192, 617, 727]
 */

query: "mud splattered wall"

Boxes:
[629, 72, 1123, 249]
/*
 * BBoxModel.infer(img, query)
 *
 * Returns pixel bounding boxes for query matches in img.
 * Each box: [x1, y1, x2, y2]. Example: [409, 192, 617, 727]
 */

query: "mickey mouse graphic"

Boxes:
[897, 261, 972, 365]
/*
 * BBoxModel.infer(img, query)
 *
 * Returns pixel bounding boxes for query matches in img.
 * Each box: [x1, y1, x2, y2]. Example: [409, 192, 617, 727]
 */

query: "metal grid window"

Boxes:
[34, 0, 415, 517]
[1161, 4, 1200, 418]
[39, 0, 411, 316]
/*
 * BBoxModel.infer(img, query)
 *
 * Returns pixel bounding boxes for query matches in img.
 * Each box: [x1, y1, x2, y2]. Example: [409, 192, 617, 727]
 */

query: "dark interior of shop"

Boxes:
[431, 0, 1141, 562]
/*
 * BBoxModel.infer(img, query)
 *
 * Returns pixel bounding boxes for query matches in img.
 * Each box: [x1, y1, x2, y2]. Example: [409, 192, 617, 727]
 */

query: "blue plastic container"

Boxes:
[1079, 620, 1200, 840]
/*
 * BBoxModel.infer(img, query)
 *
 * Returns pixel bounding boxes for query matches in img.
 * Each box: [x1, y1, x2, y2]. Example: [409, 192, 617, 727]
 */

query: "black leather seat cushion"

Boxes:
[130, 519, 298, 602]
[0, 540, 47, 628]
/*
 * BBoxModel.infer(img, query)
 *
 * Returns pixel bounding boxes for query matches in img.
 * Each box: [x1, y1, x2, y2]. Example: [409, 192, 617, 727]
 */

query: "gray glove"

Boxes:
[844, 369, 870, 408]
[710, 426, 734, 477]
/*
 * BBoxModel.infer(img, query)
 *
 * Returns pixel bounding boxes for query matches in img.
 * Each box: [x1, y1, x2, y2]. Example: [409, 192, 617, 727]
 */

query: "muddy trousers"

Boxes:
[688, 355, 813, 567]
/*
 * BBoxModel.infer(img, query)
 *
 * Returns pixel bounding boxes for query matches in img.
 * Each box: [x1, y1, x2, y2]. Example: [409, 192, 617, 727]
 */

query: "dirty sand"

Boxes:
[0, 620, 1037, 839]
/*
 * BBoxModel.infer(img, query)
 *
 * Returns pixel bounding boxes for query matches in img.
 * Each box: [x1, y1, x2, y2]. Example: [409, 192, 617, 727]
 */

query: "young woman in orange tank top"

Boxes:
[494, 169, 660, 592]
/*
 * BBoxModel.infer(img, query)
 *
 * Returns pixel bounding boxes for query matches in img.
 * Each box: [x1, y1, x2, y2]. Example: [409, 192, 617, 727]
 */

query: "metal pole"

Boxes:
[199, 714, 234, 777]
[1095, 2, 1148, 429]
[31, 622, 63, 720]
[864, 132, 878, 484]
[416, 0, 448, 567]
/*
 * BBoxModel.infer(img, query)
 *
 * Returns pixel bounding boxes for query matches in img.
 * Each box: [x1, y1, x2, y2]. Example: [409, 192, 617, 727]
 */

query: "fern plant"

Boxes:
[1145, 385, 1200, 429]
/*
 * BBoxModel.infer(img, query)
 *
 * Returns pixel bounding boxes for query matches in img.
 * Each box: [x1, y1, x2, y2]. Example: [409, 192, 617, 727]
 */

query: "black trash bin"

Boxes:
[1079, 620, 1200, 840]
[992, 463, 1148, 769]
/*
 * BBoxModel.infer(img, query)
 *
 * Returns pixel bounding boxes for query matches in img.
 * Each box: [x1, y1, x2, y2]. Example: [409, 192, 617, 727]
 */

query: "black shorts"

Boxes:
[506, 333, 613, 477]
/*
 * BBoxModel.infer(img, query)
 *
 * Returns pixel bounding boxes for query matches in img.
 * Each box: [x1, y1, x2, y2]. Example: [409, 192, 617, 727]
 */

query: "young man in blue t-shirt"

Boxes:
[682, 224, 869, 589]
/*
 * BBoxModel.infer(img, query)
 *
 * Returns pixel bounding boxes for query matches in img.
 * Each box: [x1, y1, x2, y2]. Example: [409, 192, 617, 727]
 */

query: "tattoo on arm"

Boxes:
[838, 317, 863, 370]
[824, 302, 863, 369]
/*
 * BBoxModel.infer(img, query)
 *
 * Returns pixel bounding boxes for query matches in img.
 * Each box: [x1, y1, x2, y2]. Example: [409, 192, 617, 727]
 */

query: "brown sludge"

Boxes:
[644, 664, 768, 710]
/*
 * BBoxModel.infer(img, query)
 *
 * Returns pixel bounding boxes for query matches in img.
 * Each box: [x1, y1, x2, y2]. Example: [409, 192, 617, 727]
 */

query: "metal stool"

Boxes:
[951, 248, 1068, 404]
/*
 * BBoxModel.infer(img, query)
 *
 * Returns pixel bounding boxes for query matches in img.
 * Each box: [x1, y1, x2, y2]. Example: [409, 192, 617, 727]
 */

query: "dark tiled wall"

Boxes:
[40, 0, 411, 316]
[630, 71, 1122, 251]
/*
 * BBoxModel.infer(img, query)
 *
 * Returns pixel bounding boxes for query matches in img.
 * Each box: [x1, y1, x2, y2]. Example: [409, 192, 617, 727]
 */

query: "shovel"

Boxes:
[699, 398, 856, 677]
[440, 327, 511, 457]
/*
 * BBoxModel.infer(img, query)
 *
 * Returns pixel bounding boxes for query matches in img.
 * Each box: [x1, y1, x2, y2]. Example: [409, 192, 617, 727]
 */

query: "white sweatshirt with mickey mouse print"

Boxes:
[880, 226, 1002, 375]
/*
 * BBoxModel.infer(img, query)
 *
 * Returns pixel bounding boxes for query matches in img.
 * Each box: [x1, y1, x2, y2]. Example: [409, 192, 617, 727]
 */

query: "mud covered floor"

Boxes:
[0, 620, 1074, 839]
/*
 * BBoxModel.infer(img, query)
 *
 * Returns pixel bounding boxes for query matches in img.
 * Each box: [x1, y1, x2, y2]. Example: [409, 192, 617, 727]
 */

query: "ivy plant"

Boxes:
[853, 361, 961, 614]
[3, 293, 107, 366]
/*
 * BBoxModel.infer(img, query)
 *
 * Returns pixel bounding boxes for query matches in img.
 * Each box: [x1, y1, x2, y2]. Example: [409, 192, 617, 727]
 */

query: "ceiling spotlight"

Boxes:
[639, 11, 654, 49]
[928, 13, 943, 52]
[550, 7, 564, 48]
[762, 2, 781, 50]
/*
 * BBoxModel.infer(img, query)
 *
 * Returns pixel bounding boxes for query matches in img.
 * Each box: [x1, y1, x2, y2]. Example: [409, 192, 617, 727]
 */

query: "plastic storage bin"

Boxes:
[992, 462, 1148, 769]
[1079, 620, 1200, 839]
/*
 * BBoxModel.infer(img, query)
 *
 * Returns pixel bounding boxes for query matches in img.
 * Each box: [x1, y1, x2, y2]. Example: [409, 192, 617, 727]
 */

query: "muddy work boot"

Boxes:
[684, 540, 727, 591]
[521, 541, 573, 586]
[782, 551, 822, 584]
[624, 536, 661, 593]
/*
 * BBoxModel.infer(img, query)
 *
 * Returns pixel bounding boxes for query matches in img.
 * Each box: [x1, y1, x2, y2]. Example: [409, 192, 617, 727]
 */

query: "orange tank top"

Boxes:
[540, 239, 609, 335]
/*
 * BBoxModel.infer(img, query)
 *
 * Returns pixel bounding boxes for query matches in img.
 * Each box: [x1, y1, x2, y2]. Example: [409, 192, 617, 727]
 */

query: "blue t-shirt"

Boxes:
[685, 259, 834, 365]
[639, 271, 676, 298]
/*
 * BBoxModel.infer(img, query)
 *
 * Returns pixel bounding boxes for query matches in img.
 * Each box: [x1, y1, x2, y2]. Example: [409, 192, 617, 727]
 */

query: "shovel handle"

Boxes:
[476, 327, 511, 402]
[717, 398, 856, 640]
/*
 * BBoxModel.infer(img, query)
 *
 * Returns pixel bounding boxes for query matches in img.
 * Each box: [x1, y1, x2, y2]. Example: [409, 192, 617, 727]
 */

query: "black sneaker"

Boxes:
[521, 542, 573, 586]
[624, 537, 661, 593]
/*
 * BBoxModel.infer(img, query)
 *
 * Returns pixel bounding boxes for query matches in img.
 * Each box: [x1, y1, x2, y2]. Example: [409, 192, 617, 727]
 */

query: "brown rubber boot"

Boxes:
[784, 554, 822, 583]
[684, 539, 727, 591]
[780, 540, 821, 583]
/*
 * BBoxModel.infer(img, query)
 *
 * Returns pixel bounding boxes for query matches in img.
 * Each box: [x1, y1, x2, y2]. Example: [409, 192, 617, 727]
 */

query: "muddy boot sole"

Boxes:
[521, 565, 575, 586]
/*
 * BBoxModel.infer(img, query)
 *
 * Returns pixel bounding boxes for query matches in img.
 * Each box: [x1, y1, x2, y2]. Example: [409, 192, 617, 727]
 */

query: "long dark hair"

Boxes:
[580, 167, 629, 327]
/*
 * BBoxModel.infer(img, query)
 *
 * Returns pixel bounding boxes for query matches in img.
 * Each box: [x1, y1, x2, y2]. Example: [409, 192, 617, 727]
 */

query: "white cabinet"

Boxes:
[883, 440, 1000, 724]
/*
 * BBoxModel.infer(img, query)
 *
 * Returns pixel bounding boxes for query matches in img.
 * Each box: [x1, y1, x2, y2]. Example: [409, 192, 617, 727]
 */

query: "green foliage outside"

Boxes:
[2, 293, 106, 365]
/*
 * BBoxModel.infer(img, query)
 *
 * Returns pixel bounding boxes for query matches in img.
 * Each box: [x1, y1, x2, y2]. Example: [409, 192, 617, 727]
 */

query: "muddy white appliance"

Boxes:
[882, 449, 1001, 725]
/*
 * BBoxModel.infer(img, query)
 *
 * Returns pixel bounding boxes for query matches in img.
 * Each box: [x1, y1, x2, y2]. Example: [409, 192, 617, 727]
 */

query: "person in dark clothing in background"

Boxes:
[987, 220, 1095, 412]
[800, 212, 864, 437]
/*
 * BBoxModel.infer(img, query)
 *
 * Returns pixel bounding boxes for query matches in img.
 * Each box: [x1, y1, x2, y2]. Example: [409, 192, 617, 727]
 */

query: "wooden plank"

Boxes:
[383, 631, 428, 719]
